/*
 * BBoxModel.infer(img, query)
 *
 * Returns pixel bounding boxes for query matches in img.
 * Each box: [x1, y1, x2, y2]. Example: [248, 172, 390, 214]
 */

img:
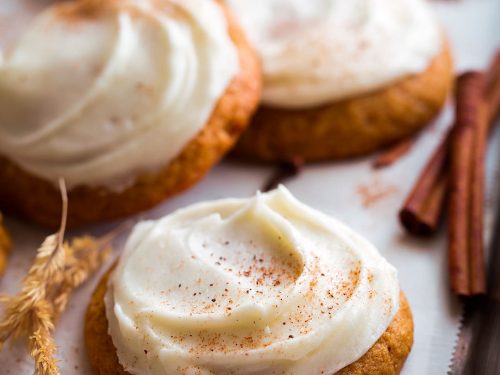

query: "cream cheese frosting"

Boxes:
[0, 0, 239, 189]
[225, 0, 441, 108]
[105, 187, 400, 374]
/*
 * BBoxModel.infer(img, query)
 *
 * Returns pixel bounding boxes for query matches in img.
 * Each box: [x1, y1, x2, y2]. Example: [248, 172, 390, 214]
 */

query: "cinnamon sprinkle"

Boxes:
[357, 181, 399, 208]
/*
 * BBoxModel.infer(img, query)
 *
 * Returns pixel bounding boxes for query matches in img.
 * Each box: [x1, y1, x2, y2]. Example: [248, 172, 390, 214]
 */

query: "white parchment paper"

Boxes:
[0, 1, 499, 374]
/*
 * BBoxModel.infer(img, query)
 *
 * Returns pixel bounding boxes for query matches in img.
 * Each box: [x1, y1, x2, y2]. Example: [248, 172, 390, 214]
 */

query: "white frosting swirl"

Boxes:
[106, 187, 400, 374]
[0, 0, 238, 189]
[225, 0, 441, 108]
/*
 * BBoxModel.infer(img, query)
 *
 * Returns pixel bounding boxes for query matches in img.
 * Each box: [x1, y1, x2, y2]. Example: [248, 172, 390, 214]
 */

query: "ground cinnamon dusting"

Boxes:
[357, 181, 399, 208]
[158, 248, 362, 358]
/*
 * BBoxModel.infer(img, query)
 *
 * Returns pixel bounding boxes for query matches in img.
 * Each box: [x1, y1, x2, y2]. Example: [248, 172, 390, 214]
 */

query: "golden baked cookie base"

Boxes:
[0, 218, 11, 276]
[0, 5, 261, 229]
[234, 42, 453, 162]
[85, 269, 413, 375]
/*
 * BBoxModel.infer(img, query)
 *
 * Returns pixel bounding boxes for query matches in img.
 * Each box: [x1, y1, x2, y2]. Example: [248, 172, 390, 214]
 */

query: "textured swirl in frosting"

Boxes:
[0, 0, 238, 189]
[225, 0, 441, 108]
[105, 187, 400, 374]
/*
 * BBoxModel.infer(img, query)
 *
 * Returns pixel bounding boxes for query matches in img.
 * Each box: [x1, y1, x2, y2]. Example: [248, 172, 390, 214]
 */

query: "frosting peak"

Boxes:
[0, 0, 239, 189]
[106, 187, 400, 374]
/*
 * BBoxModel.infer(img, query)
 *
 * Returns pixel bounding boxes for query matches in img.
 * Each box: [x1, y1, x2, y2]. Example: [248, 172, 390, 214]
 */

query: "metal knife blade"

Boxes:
[449, 157, 500, 375]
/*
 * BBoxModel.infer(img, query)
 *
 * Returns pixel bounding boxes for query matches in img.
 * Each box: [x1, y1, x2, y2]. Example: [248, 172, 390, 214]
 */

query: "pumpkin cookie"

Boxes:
[0, 215, 11, 276]
[86, 271, 413, 375]
[226, 0, 453, 161]
[234, 43, 453, 161]
[0, 0, 261, 228]
[85, 187, 413, 374]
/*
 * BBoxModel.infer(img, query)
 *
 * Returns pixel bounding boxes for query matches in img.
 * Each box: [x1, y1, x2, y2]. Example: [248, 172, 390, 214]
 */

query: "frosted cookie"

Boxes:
[85, 187, 413, 374]
[0, 0, 261, 227]
[227, 0, 453, 161]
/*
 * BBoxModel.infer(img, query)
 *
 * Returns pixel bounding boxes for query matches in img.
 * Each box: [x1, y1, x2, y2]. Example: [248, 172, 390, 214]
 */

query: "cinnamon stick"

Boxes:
[448, 72, 488, 296]
[373, 137, 416, 169]
[262, 156, 303, 192]
[399, 134, 449, 235]
[469, 83, 489, 295]
[399, 49, 500, 237]
[485, 50, 500, 121]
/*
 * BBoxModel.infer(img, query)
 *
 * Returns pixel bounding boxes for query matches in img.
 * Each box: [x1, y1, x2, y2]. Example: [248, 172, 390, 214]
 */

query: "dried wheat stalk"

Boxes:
[0, 179, 113, 375]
